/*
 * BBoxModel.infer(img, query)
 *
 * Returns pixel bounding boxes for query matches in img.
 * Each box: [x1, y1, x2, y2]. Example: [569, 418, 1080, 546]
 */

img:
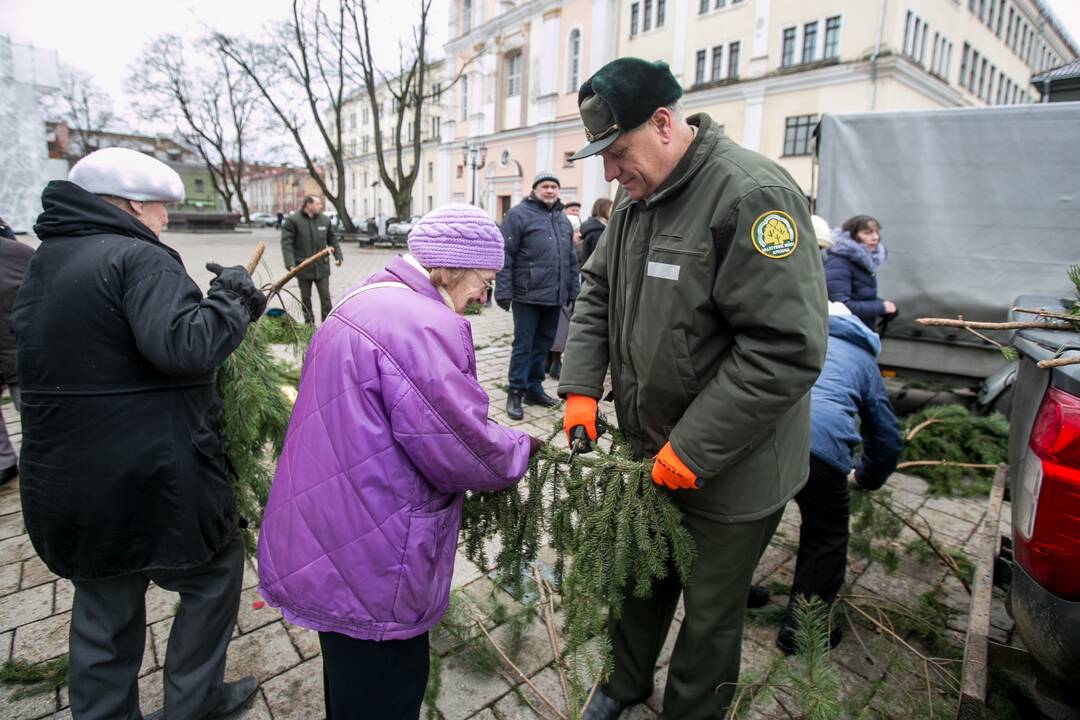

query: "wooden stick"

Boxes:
[533, 566, 571, 716]
[1037, 355, 1080, 369]
[468, 606, 569, 720]
[267, 247, 333, 298]
[1011, 306, 1079, 323]
[842, 599, 958, 690]
[896, 461, 998, 471]
[905, 418, 941, 442]
[244, 241, 266, 275]
[916, 317, 1074, 331]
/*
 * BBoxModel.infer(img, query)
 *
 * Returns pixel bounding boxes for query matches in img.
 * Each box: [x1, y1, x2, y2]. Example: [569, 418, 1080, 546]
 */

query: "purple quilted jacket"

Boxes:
[257, 255, 531, 641]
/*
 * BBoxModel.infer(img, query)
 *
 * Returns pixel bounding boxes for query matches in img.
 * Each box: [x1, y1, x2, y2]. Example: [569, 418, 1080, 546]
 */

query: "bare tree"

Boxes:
[45, 65, 116, 161]
[128, 35, 258, 219]
[214, 0, 356, 230]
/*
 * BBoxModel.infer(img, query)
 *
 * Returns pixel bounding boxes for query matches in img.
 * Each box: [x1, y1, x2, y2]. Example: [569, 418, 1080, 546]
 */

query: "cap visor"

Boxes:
[569, 132, 619, 161]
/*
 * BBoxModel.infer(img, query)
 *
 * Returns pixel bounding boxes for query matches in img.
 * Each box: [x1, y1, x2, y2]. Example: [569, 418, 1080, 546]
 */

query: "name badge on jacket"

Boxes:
[647, 261, 680, 281]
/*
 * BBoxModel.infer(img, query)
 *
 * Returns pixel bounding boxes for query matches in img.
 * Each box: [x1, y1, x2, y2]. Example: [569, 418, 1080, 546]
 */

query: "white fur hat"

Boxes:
[68, 148, 186, 203]
[811, 215, 833, 249]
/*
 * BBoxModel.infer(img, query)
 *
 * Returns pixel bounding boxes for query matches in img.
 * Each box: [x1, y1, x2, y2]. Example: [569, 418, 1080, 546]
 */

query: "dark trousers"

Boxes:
[790, 455, 852, 608]
[298, 276, 332, 323]
[68, 532, 244, 720]
[507, 302, 560, 394]
[319, 630, 429, 720]
[603, 505, 784, 719]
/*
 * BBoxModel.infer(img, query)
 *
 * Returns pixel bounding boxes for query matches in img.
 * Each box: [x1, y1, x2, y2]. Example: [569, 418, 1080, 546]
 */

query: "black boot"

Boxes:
[0, 466, 17, 486]
[775, 616, 843, 656]
[524, 390, 558, 407]
[506, 390, 524, 420]
[581, 686, 628, 720]
[548, 359, 562, 380]
[144, 676, 258, 720]
[747, 584, 770, 608]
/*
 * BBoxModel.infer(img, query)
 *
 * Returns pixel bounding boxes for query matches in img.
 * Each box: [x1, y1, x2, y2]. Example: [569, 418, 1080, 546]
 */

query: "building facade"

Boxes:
[438, 0, 1076, 212]
[333, 60, 446, 224]
[244, 166, 324, 216]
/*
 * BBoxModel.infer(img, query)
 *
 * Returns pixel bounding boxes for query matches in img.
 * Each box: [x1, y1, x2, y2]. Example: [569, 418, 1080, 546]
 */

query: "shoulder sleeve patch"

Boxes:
[750, 210, 798, 259]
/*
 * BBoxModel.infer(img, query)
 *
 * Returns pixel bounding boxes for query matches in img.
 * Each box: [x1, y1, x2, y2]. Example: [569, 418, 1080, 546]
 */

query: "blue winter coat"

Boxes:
[810, 314, 903, 490]
[495, 195, 580, 306]
[823, 232, 886, 329]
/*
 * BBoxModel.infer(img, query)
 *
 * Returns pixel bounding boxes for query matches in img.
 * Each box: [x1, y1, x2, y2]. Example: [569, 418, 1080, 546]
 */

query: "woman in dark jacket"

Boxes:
[823, 215, 897, 330]
[577, 197, 612, 268]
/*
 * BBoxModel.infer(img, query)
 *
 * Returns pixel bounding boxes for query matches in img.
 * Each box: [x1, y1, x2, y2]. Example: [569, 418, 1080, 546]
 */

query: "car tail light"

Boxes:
[1014, 386, 1080, 600]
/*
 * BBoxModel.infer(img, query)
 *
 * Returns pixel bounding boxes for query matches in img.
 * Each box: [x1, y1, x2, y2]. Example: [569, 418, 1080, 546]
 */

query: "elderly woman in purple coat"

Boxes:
[257, 204, 540, 718]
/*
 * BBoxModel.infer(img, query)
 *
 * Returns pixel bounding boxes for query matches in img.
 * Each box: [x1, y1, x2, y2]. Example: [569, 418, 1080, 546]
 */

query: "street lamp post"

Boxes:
[460, 140, 488, 207]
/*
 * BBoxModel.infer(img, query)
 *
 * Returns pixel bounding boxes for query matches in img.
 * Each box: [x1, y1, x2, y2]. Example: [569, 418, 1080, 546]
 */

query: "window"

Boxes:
[431, 116, 441, 138]
[427, 162, 434, 182]
[802, 21, 817, 63]
[506, 52, 522, 97]
[996, 71, 1005, 104]
[1007, 8, 1015, 48]
[630, 3, 640, 36]
[461, 74, 469, 121]
[349, 139, 357, 156]
[456, 165, 464, 179]
[716, 0, 727, 7]
[657, 0, 666, 27]
[695, 49, 707, 85]
[960, 42, 970, 88]
[728, 41, 740, 78]
[823, 16, 841, 59]
[781, 27, 796, 68]
[783, 114, 818, 156]
[427, 196, 433, 213]
[711, 45, 723, 80]
[362, 107, 369, 125]
[996, 0, 1005, 36]
[362, 136, 370, 153]
[432, 83, 442, 100]
[567, 29, 581, 92]
[349, 113, 356, 130]
[194, 178, 205, 193]
[969, 49, 979, 91]
[699, 0, 708, 13]
[462, 0, 471, 33]
[643, 0, 652, 32]
[978, 57, 988, 99]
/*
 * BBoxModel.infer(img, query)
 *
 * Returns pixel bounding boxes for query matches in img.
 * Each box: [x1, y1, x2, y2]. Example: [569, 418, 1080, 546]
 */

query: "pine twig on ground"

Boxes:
[895, 461, 999, 471]
[534, 565, 572, 716]
[1011, 306, 1079, 323]
[916, 317, 1075, 331]
[1037, 355, 1080, 369]
[905, 418, 941, 442]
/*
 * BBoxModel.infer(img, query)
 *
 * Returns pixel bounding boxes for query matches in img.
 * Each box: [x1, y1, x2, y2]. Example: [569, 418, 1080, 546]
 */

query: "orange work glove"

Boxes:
[563, 394, 599, 445]
[652, 442, 699, 490]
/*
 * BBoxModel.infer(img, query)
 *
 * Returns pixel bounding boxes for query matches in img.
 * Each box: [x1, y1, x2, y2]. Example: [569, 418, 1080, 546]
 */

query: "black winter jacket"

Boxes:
[578, 216, 605, 268]
[823, 236, 886, 329]
[0, 237, 34, 383]
[495, 195, 580, 306]
[13, 181, 251, 580]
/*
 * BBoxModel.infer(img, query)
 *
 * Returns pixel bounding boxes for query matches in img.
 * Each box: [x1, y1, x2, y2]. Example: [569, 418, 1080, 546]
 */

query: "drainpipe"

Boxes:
[869, 0, 887, 110]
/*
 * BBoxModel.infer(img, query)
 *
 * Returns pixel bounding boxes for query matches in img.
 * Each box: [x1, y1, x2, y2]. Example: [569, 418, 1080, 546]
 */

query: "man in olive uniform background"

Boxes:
[281, 194, 343, 323]
[559, 58, 828, 719]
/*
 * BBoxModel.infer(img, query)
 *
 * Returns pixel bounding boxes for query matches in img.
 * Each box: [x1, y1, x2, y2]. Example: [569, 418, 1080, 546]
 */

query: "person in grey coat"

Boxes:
[0, 222, 33, 485]
[281, 195, 343, 323]
[494, 172, 580, 420]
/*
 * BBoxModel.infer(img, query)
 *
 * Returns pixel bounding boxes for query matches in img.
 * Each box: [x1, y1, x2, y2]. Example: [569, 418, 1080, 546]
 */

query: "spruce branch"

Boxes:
[1037, 355, 1080, 369]
[916, 317, 1075, 331]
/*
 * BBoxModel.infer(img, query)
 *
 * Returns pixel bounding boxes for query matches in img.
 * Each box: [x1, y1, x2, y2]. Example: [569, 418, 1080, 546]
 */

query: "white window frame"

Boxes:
[506, 51, 522, 98]
[567, 28, 582, 92]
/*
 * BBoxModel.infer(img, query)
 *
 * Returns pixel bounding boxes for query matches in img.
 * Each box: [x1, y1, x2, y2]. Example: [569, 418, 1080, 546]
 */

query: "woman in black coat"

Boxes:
[823, 214, 897, 330]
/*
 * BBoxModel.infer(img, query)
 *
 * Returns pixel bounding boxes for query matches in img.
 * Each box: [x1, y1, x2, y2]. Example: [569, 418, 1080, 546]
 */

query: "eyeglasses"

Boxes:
[470, 270, 494, 293]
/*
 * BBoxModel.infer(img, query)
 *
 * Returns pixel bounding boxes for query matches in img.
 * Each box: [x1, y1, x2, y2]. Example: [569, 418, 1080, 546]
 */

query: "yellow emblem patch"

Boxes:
[750, 210, 798, 259]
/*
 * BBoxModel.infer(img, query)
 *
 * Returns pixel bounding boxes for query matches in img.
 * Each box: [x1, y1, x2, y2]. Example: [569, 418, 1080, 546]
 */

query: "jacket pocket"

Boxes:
[394, 499, 459, 625]
[671, 328, 701, 396]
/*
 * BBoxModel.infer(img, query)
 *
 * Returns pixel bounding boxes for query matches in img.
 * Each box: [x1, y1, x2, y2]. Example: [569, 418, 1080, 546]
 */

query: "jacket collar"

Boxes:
[385, 254, 454, 310]
[641, 113, 722, 207]
[525, 193, 564, 213]
[828, 314, 881, 356]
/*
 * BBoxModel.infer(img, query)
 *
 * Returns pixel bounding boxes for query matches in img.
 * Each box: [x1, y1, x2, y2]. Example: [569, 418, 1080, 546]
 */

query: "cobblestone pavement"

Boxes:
[1, 229, 1021, 718]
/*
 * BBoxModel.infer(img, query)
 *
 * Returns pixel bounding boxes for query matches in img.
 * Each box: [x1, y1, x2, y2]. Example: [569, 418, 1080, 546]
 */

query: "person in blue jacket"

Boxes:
[824, 215, 897, 330]
[495, 172, 579, 420]
[757, 302, 903, 654]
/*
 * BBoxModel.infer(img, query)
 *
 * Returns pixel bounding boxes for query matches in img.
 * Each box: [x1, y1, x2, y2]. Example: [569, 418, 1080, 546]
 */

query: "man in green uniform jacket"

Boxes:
[281, 194, 343, 323]
[559, 58, 828, 720]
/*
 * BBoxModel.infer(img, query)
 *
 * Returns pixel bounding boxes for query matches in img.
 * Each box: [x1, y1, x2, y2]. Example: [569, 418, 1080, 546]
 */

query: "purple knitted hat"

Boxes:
[407, 203, 505, 271]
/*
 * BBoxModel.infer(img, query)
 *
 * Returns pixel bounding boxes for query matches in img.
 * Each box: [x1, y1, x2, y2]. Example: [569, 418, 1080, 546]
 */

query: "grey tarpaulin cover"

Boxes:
[816, 104, 1080, 351]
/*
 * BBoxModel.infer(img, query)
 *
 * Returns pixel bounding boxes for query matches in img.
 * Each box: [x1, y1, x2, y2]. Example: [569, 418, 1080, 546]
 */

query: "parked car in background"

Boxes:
[247, 212, 277, 227]
[1004, 295, 1080, 698]
[387, 216, 421, 247]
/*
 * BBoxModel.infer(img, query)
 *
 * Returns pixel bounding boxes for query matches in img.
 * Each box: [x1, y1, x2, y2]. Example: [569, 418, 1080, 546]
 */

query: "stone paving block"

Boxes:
[20, 555, 58, 590]
[224, 621, 302, 683]
[54, 581, 73, 614]
[887, 472, 930, 496]
[643, 662, 668, 715]
[284, 621, 321, 660]
[0, 534, 39, 565]
[262, 657, 324, 720]
[236, 586, 281, 634]
[242, 559, 259, 590]
[145, 583, 180, 624]
[0, 582, 53, 633]
[655, 619, 680, 669]
[0, 678, 58, 720]
[466, 710, 495, 720]
[493, 666, 560, 720]
[0, 489, 22, 516]
[138, 669, 165, 717]
[435, 651, 511, 720]
[228, 688, 274, 719]
[753, 542, 793, 585]
[0, 510, 23, 541]
[1, 629, 10, 662]
[450, 551, 485, 590]
[0, 559, 20, 596]
[853, 564, 937, 602]
[921, 494, 987, 526]
[12, 610, 70, 664]
[150, 617, 173, 667]
[461, 577, 523, 623]
[488, 617, 553, 679]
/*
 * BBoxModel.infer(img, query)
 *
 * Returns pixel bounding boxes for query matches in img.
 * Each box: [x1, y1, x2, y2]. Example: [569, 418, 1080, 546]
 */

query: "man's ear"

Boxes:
[650, 107, 675, 141]
[127, 200, 144, 216]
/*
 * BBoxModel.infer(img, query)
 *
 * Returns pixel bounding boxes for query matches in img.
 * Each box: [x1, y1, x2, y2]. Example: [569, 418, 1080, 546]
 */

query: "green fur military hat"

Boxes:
[569, 58, 683, 161]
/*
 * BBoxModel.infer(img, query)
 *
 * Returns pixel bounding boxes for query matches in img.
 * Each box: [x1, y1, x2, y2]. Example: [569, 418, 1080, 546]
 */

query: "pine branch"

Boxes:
[916, 317, 1074, 331]
[1037, 355, 1080, 369]
[245, 241, 265, 274]
[1011, 306, 1079, 323]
